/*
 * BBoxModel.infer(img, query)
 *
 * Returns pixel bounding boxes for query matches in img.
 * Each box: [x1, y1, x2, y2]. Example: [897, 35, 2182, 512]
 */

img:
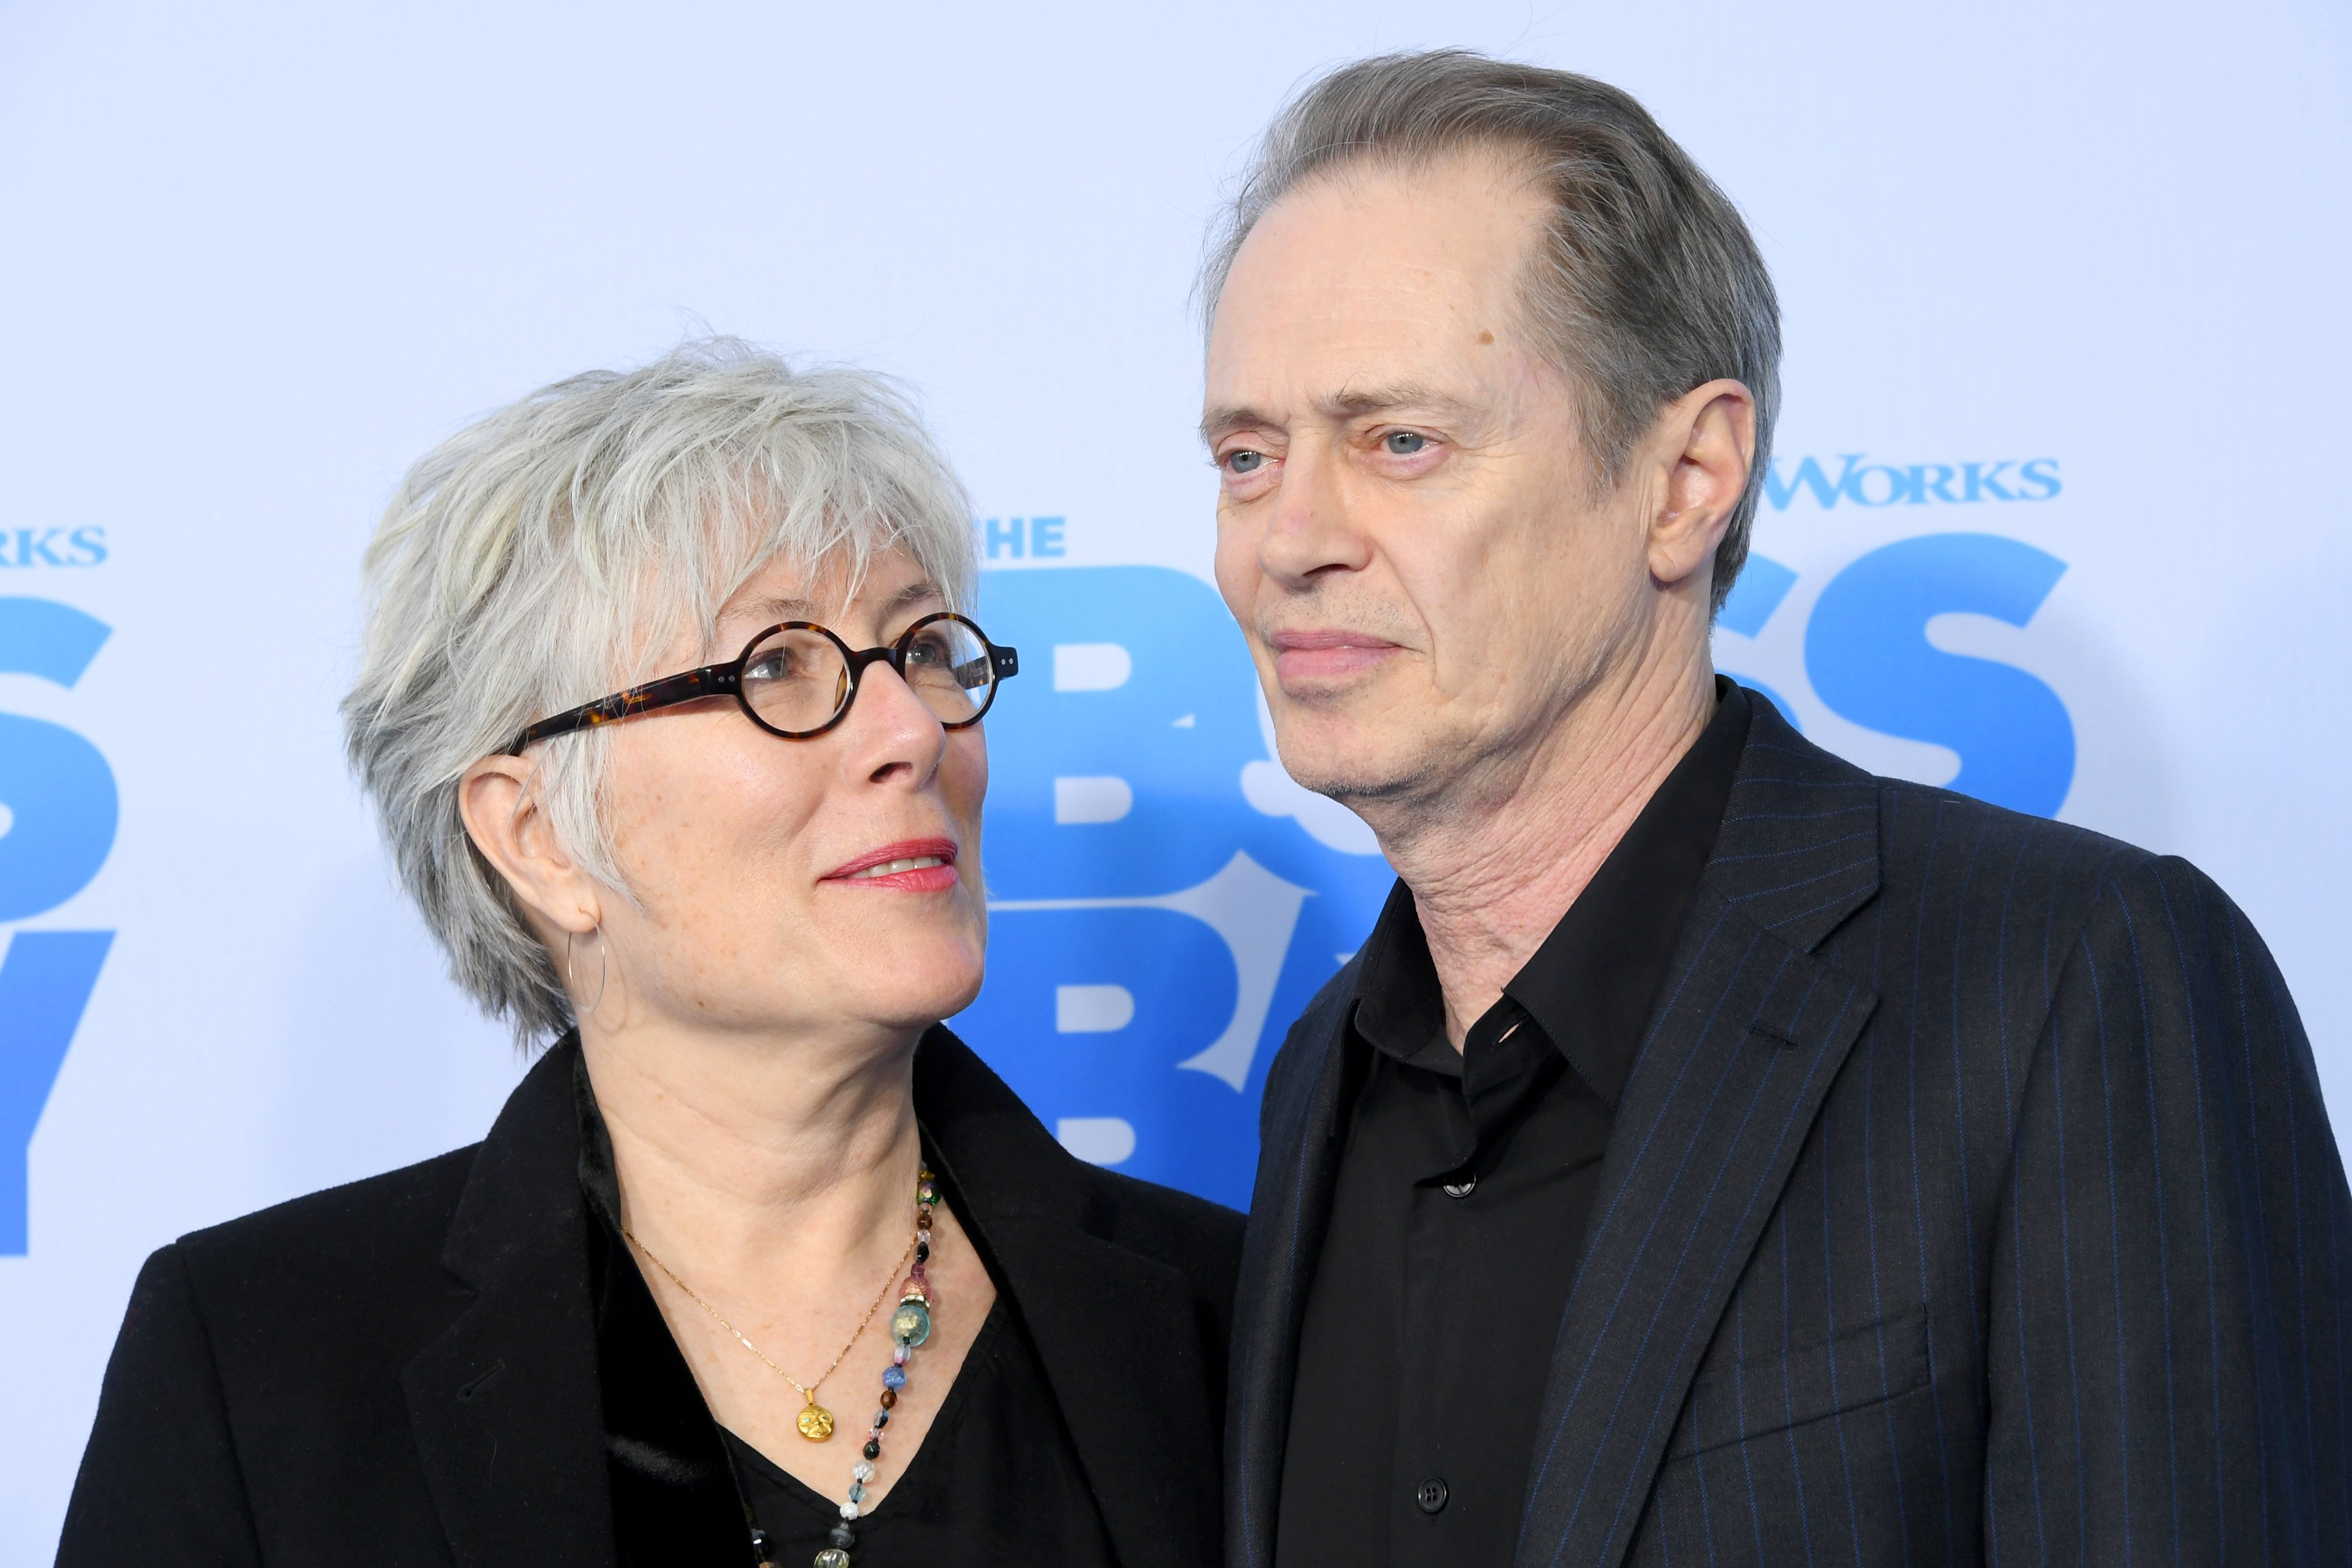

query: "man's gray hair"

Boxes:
[344, 338, 976, 1042]
[1202, 50, 1780, 612]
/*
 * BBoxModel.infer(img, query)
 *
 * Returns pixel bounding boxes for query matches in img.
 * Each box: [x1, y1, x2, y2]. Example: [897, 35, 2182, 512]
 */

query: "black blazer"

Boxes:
[1230, 692, 2352, 1567]
[60, 1028, 1241, 1568]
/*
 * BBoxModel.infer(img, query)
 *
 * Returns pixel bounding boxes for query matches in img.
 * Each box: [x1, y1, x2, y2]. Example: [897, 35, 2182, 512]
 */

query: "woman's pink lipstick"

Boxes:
[820, 837, 960, 892]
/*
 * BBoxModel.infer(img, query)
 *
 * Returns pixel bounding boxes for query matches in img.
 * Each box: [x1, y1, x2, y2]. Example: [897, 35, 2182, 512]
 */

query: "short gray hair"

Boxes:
[1202, 50, 1780, 612]
[344, 338, 976, 1042]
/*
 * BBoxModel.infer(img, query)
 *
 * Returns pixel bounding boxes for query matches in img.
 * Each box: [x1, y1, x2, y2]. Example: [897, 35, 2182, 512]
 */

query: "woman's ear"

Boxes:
[458, 754, 602, 936]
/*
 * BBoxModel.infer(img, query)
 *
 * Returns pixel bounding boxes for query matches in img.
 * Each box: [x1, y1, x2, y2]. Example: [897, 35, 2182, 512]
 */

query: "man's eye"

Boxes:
[1226, 449, 1266, 474]
[1383, 431, 1429, 455]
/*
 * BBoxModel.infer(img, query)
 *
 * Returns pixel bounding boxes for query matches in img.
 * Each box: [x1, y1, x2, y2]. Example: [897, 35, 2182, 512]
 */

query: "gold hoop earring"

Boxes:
[566, 925, 609, 1019]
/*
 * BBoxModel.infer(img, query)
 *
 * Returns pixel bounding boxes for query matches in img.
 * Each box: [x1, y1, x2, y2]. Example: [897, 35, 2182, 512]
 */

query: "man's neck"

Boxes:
[1373, 653, 1718, 1049]
[580, 1014, 928, 1289]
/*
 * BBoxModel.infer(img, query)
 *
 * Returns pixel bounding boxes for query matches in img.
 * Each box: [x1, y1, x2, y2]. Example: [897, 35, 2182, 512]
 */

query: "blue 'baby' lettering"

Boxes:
[0, 934, 112, 1254]
[0, 596, 118, 1254]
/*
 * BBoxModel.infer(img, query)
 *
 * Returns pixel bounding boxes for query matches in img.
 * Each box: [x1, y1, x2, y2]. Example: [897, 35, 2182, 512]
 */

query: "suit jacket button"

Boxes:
[1415, 1477, 1449, 1514]
[1442, 1173, 1477, 1198]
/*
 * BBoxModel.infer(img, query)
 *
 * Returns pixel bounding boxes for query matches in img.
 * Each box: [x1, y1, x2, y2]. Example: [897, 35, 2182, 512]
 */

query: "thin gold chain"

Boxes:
[623, 1221, 917, 1399]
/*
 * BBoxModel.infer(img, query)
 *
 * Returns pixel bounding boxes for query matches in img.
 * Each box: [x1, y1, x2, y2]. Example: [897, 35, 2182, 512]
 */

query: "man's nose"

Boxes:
[1257, 438, 1371, 587]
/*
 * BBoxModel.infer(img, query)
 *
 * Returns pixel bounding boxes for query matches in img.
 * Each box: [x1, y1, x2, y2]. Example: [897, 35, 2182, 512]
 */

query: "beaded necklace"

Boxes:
[755, 1166, 939, 1568]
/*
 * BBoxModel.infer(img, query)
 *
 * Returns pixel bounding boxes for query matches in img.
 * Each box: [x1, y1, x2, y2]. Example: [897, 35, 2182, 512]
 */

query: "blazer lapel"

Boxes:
[404, 1041, 620, 1568]
[1512, 693, 1884, 1568]
[1227, 963, 1362, 1568]
[915, 1028, 1224, 1568]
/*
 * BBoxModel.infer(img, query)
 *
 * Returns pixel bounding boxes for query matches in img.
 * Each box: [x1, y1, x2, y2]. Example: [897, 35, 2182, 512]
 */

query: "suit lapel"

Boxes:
[1511, 694, 1885, 1568]
[915, 1028, 1222, 1568]
[996, 1227, 1212, 1568]
[1227, 964, 1362, 1568]
[404, 1041, 621, 1568]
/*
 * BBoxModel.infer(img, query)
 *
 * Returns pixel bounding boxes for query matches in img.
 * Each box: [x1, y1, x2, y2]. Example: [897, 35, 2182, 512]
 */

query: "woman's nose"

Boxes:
[845, 661, 948, 783]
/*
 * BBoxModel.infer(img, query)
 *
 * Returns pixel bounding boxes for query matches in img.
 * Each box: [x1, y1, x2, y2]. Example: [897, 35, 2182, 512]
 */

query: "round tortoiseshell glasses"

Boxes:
[506, 612, 1019, 755]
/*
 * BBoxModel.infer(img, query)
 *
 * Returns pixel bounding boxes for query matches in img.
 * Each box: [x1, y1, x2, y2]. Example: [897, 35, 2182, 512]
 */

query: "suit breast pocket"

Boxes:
[1665, 1304, 1931, 1462]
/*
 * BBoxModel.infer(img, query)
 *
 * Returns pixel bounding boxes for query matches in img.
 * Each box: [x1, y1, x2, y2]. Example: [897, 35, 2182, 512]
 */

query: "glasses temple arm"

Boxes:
[506, 664, 739, 754]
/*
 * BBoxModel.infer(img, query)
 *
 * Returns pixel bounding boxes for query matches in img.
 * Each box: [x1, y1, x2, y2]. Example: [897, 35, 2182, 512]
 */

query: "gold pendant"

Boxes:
[796, 1394, 836, 1442]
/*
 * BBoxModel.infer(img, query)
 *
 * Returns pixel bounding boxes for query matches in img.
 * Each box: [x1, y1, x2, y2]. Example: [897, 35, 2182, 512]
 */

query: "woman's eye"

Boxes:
[1226, 449, 1266, 475]
[1383, 431, 1429, 455]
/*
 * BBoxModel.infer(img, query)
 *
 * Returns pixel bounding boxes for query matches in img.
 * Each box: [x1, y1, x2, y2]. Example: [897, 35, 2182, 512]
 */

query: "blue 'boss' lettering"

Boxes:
[1802, 534, 2074, 817]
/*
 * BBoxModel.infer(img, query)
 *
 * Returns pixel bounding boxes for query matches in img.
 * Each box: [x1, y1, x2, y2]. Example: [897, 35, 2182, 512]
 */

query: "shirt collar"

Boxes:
[1350, 679, 1750, 1106]
[1349, 877, 1450, 1068]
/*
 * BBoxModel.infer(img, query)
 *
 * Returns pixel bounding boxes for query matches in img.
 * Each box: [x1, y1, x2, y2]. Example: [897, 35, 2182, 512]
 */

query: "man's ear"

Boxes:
[1646, 377, 1757, 591]
[457, 754, 602, 938]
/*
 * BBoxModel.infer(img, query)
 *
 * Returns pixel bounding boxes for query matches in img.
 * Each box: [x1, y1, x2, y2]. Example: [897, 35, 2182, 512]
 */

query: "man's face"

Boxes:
[1205, 154, 1661, 815]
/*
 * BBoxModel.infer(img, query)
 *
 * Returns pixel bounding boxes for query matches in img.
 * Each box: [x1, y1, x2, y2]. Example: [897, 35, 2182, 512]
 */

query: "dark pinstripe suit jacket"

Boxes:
[1229, 691, 2352, 1567]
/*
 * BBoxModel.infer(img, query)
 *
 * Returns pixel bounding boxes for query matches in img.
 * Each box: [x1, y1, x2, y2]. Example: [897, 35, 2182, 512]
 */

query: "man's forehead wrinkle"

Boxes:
[1200, 383, 1486, 444]
[1200, 403, 1279, 444]
[1316, 380, 1473, 421]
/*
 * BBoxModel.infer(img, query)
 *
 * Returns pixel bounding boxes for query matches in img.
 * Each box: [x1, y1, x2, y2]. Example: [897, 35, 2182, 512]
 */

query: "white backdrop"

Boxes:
[3, 1, 2348, 1555]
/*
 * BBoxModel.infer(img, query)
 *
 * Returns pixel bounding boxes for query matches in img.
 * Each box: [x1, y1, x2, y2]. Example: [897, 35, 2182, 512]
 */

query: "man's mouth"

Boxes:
[1266, 627, 1403, 685]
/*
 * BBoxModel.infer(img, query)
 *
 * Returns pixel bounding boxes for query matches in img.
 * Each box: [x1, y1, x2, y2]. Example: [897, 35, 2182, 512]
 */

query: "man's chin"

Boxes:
[1267, 694, 1452, 804]
[1275, 740, 1431, 808]
[1279, 714, 1401, 799]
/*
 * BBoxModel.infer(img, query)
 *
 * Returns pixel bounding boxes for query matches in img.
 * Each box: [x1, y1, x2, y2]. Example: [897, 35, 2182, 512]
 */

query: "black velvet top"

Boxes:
[574, 1054, 1119, 1567]
[58, 1026, 1238, 1568]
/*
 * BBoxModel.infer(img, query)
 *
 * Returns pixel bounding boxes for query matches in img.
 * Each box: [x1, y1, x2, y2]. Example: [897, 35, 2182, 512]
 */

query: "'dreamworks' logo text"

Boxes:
[1765, 455, 2060, 510]
[0, 527, 108, 568]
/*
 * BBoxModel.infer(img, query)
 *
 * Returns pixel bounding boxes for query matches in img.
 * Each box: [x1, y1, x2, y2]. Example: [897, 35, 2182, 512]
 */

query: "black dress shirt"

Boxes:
[576, 1056, 1119, 1567]
[1273, 682, 1747, 1568]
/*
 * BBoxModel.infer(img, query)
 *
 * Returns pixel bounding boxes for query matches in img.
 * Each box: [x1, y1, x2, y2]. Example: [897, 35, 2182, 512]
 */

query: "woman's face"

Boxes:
[591, 547, 990, 1041]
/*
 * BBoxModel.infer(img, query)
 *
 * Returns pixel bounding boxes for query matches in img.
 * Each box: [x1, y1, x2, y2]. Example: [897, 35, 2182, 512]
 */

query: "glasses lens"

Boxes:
[741, 627, 852, 734]
[900, 616, 995, 725]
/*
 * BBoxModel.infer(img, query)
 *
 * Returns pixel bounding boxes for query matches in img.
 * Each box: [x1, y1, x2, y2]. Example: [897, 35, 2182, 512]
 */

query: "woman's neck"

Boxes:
[580, 1016, 927, 1286]
[576, 1011, 1001, 1495]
